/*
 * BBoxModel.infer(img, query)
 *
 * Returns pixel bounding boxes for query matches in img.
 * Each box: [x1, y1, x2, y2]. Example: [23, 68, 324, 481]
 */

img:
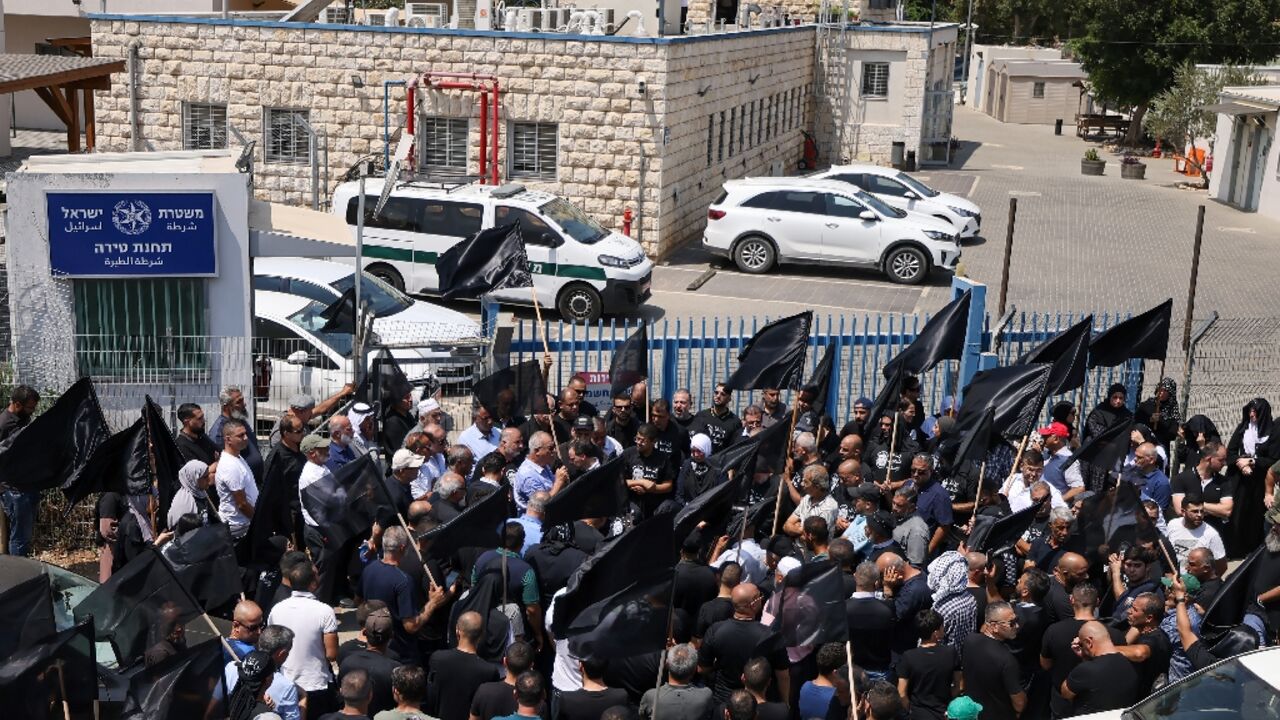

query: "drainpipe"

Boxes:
[383, 79, 407, 171]
[406, 76, 419, 169]
[127, 40, 142, 151]
[491, 79, 500, 185]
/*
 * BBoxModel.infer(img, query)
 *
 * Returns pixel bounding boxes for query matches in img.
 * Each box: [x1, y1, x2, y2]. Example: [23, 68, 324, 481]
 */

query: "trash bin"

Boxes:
[1055, 119, 1063, 135]
[891, 142, 906, 169]
[905, 150, 917, 172]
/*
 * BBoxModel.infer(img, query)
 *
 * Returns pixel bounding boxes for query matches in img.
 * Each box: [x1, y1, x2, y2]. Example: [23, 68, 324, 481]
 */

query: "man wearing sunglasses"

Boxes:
[690, 384, 743, 455]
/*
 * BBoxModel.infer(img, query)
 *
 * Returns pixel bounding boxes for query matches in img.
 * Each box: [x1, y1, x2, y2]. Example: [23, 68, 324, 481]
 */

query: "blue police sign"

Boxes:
[47, 192, 217, 277]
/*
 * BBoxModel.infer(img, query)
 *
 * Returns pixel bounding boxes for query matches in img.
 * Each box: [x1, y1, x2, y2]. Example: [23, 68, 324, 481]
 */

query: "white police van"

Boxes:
[331, 179, 654, 322]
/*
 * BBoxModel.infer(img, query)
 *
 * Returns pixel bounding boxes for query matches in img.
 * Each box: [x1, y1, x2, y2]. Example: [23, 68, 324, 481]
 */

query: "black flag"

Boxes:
[947, 405, 996, 471]
[122, 639, 227, 720]
[361, 349, 414, 406]
[767, 559, 848, 647]
[0, 569, 55, 662]
[552, 513, 677, 637]
[421, 484, 511, 558]
[0, 620, 96, 714]
[707, 417, 789, 480]
[725, 312, 813, 391]
[674, 474, 742, 542]
[1063, 419, 1134, 472]
[967, 499, 1044, 554]
[0, 377, 111, 493]
[162, 524, 242, 612]
[61, 416, 147, 509]
[73, 546, 203, 668]
[542, 456, 627, 526]
[864, 365, 907, 440]
[609, 324, 649, 400]
[1088, 300, 1173, 368]
[565, 575, 674, 660]
[437, 222, 533, 300]
[1200, 545, 1265, 640]
[883, 290, 972, 379]
[806, 344, 837, 420]
[1017, 316, 1092, 395]
[957, 364, 1054, 443]
[319, 287, 357, 334]
[145, 397, 184, 528]
[473, 359, 549, 420]
[727, 494, 778, 540]
[300, 454, 395, 551]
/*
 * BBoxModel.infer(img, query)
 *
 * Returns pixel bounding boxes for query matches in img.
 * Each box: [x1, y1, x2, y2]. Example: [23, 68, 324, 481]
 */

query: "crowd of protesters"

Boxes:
[4, 367, 1280, 720]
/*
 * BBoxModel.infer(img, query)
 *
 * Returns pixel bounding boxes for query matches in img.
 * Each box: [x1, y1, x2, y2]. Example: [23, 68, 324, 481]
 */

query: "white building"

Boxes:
[1207, 85, 1280, 217]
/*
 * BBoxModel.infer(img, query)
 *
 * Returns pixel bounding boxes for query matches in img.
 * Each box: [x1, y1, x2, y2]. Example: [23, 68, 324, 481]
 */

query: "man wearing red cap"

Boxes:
[1040, 422, 1085, 503]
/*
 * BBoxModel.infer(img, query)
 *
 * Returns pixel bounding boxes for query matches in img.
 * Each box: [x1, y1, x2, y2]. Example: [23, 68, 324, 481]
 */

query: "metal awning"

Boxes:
[1203, 100, 1278, 115]
[0, 53, 124, 153]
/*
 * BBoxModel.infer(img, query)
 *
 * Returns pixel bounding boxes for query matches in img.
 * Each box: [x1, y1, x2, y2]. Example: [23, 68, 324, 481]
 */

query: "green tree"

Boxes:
[1073, 0, 1280, 146]
[1145, 63, 1265, 188]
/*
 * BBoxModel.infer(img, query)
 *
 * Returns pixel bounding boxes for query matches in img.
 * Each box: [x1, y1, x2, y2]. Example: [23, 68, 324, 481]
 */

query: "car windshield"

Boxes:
[854, 189, 907, 218]
[331, 272, 412, 317]
[1125, 653, 1280, 720]
[286, 301, 355, 356]
[896, 172, 941, 198]
[540, 198, 607, 244]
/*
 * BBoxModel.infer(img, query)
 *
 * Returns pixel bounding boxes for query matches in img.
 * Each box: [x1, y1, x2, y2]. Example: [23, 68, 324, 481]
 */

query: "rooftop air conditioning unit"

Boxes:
[543, 8, 571, 31]
[516, 8, 539, 31]
[406, 2, 448, 24]
[323, 7, 351, 23]
[365, 11, 389, 25]
[594, 8, 614, 32]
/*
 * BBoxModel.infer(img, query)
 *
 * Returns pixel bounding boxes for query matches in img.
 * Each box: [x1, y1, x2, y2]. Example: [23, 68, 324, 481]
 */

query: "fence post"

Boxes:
[951, 275, 987, 398]
[661, 330, 679, 403]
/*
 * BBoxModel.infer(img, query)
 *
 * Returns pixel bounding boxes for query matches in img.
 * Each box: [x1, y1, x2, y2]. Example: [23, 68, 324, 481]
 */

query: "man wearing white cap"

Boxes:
[347, 402, 377, 457]
[387, 448, 425, 518]
[417, 397, 446, 432]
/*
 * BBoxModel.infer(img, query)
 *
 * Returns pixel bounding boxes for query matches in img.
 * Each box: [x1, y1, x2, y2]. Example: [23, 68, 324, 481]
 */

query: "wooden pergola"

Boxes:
[0, 53, 125, 153]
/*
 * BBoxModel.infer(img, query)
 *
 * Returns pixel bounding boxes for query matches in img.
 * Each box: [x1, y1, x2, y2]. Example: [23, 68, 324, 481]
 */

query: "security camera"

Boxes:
[638, 79, 647, 96]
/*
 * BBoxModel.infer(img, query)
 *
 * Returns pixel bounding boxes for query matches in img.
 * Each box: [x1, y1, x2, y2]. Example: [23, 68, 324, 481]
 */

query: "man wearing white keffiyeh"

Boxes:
[928, 551, 978, 662]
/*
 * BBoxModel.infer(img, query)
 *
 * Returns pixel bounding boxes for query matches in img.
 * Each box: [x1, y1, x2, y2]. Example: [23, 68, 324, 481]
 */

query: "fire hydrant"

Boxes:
[622, 207, 633, 237]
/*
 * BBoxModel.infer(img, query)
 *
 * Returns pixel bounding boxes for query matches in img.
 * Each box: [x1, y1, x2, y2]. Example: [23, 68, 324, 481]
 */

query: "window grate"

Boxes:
[73, 278, 209, 375]
[509, 122, 558, 181]
[183, 102, 227, 151]
[1033, 82, 1046, 99]
[264, 108, 312, 164]
[861, 62, 890, 99]
[420, 116, 469, 176]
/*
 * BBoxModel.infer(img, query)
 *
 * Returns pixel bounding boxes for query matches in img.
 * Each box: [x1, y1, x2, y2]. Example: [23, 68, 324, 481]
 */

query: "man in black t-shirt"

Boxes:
[1117, 592, 1172, 697]
[338, 609, 402, 716]
[694, 562, 741, 642]
[556, 656, 630, 720]
[738, 657, 789, 720]
[961, 602, 1025, 720]
[650, 399, 691, 467]
[697, 583, 791, 703]
[426, 611, 500, 720]
[1170, 443, 1233, 536]
[897, 609, 961, 720]
[606, 392, 641, 450]
[1061, 621, 1141, 716]
[470, 641, 549, 720]
[621, 424, 676, 518]
[316, 669, 375, 720]
[689, 384, 743, 454]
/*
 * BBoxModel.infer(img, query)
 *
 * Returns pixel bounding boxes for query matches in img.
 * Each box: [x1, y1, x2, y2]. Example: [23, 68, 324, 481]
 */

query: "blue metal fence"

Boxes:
[508, 310, 1146, 423]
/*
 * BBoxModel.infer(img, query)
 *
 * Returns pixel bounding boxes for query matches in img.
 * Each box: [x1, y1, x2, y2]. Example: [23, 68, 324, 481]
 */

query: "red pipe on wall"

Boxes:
[491, 80, 500, 186]
[419, 72, 502, 184]
[479, 89, 488, 184]
[406, 78, 417, 169]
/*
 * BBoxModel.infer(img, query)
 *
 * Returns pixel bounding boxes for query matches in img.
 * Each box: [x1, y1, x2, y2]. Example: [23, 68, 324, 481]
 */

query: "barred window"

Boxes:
[74, 279, 209, 375]
[420, 116, 469, 176]
[706, 114, 715, 166]
[757, 99, 765, 145]
[738, 104, 746, 151]
[509, 122, 558, 181]
[747, 102, 755, 149]
[264, 108, 312, 163]
[183, 102, 227, 150]
[718, 110, 725, 163]
[1033, 82, 1046, 99]
[861, 62, 890, 99]
[728, 107, 736, 157]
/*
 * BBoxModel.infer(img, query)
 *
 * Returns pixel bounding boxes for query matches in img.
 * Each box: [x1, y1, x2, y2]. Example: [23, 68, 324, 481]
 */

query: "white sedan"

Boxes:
[809, 164, 982, 239]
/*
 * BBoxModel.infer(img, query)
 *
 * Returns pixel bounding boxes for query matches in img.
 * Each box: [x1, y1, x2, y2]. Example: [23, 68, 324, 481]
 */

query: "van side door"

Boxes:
[419, 201, 485, 294]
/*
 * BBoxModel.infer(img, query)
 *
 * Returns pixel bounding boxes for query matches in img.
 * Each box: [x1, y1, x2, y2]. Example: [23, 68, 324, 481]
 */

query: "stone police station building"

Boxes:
[86, 0, 956, 258]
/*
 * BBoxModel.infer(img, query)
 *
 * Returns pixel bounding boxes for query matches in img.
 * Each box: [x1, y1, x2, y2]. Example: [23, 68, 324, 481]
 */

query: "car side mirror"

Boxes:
[286, 350, 310, 365]
[859, 210, 878, 221]
[903, 191, 917, 199]
[541, 232, 564, 248]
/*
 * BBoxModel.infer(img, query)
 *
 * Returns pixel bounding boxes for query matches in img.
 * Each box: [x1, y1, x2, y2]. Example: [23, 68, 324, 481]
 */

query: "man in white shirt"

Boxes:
[267, 560, 339, 715]
[458, 402, 502, 461]
[1001, 454, 1066, 513]
[1039, 422, 1085, 502]
[297, 434, 332, 562]
[783, 465, 840, 536]
[215, 418, 258, 539]
[409, 425, 448, 499]
[1165, 494, 1228, 576]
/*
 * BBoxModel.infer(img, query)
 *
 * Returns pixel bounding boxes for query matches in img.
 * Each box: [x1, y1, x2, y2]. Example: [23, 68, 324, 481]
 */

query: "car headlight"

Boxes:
[948, 206, 978, 218]
[923, 230, 953, 241]
[598, 254, 630, 268]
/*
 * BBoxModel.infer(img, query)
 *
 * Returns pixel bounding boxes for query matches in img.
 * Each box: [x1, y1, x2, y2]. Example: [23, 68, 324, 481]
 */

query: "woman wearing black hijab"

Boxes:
[1177, 414, 1222, 470]
[1226, 398, 1277, 556]
[228, 650, 278, 720]
[1081, 383, 1133, 492]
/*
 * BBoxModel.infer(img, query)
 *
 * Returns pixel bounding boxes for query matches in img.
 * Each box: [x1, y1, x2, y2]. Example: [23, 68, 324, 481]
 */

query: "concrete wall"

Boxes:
[1210, 109, 1280, 221]
[998, 76, 1078, 125]
[967, 44, 1059, 110]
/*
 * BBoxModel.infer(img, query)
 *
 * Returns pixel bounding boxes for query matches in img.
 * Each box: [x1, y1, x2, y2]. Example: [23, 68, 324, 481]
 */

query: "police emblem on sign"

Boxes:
[112, 199, 152, 236]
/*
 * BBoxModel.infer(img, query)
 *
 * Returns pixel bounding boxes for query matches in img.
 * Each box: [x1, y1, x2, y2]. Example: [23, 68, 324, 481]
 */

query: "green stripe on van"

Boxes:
[363, 243, 606, 282]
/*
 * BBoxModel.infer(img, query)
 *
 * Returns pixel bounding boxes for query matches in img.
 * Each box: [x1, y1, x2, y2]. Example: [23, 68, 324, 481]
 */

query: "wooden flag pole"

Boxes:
[772, 396, 803, 535]
[53, 659, 72, 720]
[970, 460, 987, 532]
[885, 411, 899, 484]
[529, 286, 563, 452]
[845, 641, 860, 720]
[1005, 434, 1031, 486]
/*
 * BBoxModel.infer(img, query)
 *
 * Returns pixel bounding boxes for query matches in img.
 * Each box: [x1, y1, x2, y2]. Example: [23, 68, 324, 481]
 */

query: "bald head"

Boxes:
[730, 583, 762, 617]
[966, 552, 988, 572]
[875, 551, 906, 574]
[1077, 620, 1117, 658]
[457, 611, 483, 645]
[234, 600, 262, 625]
[1056, 552, 1089, 587]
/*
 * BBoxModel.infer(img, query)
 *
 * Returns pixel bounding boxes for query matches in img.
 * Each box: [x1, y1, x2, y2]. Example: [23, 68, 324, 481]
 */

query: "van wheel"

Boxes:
[885, 246, 929, 285]
[367, 264, 404, 292]
[733, 236, 776, 274]
[557, 284, 603, 324]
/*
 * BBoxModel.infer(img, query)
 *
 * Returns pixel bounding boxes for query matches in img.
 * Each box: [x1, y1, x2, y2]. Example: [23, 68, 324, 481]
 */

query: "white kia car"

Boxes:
[809, 164, 982, 239]
[701, 177, 961, 284]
